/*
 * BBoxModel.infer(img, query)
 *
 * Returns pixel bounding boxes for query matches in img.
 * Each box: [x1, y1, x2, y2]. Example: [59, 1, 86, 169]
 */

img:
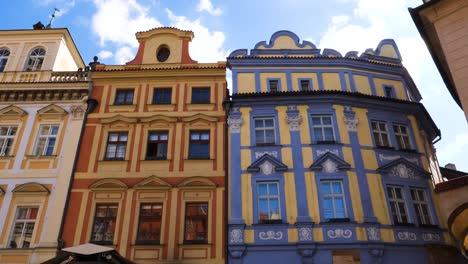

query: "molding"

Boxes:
[89, 178, 129, 191]
[177, 176, 217, 188]
[0, 105, 27, 122]
[12, 182, 49, 193]
[133, 175, 172, 190]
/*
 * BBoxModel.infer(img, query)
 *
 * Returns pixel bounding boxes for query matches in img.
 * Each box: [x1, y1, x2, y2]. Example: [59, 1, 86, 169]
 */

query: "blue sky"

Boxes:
[2, 0, 468, 172]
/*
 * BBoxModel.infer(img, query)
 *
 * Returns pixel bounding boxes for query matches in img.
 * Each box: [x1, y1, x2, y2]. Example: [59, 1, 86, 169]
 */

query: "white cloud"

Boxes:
[166, 9, 227, 62]
[114, 46, 135, 64]
[97, 50, 113, 59]
[197, 0, 223, 16]
[37, 0, 76, 18]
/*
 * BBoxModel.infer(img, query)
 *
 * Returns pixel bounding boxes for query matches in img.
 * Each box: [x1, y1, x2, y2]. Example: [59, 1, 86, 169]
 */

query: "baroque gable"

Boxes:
[310, 152, 351, 173]
[247, 154, 288, 175]
[37, 104, 67, 121]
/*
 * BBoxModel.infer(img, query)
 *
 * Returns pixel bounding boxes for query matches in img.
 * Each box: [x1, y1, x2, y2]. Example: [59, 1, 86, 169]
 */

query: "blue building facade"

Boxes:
[226, 31, 462, 264]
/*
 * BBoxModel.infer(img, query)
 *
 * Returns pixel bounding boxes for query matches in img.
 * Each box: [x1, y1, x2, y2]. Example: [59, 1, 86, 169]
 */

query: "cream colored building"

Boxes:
[0, 26, 89, 263]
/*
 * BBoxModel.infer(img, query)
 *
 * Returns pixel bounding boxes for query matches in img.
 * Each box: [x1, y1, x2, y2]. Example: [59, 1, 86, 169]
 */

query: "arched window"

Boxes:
[25, 48, 46, 71]
[0, 48, 10, 72]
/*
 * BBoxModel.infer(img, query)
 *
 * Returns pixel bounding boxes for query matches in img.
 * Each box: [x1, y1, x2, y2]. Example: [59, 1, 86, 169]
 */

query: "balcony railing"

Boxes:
[0, 70, 90, 83]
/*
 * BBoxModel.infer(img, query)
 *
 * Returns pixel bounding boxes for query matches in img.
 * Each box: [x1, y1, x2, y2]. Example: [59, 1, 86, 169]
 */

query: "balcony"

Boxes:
[0, 70, 89, 83]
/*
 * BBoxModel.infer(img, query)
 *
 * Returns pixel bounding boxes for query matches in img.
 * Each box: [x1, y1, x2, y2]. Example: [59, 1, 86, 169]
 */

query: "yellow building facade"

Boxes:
[0, 26, 89, 263]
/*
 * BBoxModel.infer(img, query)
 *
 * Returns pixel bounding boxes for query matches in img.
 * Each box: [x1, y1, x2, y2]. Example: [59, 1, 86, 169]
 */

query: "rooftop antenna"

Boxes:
[46, 8, 60, 29]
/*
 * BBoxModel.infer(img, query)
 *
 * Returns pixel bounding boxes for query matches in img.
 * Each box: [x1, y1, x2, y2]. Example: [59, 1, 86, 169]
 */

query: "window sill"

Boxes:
[25, 155, 57, 160]
[134, 241, 162, 246]
[311, 141, 341, 146]
[101, 158, 128, 162]
[376, 146, 395, 150]
[181, 241, 209, 245]
[398, 148, 418, 153]
[258, 219, 283, 224]
[325, 218, 351, 223]
[186, 157, 212, 160]
[146, 104, 176, 111]
[418, 224, 438, 228]
[186, 103, 215, 110]
[108, 104, 136, 112]
[144, 157, 170, 161]
[0, 155, 15, 159]
[394, 222, 415, 227]
[255, 143, 276, 147]
[89, 241, 115, 246]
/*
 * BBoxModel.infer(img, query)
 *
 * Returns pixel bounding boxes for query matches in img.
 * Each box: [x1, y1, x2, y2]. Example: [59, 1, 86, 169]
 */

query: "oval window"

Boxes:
[156, 45, 170, 62]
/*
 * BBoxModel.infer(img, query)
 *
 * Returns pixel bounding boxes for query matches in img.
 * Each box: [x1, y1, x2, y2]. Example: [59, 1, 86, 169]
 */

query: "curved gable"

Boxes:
[12, 183, 49, 193]
[90, 179, 128, 191]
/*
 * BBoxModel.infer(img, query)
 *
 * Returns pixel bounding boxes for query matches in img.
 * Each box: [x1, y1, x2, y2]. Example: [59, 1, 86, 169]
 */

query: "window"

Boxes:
[189, 131, 210, 159]
[0, 48, 10, 72]
[269, 80, 279, 92]
[105, 132, 128, 160]
[410, 188, 431, 225]
[254, 118, 275, 145]
[322, 181, 347, 220]
[25, 48, 45, 71]
[393, 124, 411, 150]
[312, 115, 335, 143]
[136, 203, 162, 244]
[258, 182, 281, 223]
[9, 207, 38, 248]
[33, 124, 59, 156]
[152, 88, 172, 104]
[300, 80, 310, 91]
[114, 89, 134, 105]
[0, 126, 17, 156]
[387, 186, 409, 224]
[184, 203, 208, 243]
[91, 204, 118, 244]
[146, 131, 168, 160]
[371, 121, 391, 148]
[191, 87, 210, 104]
[384, 86, 394, 98]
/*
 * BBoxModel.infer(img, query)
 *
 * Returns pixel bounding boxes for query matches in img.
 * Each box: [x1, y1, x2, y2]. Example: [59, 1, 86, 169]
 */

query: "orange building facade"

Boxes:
[60, 28, 226, 263]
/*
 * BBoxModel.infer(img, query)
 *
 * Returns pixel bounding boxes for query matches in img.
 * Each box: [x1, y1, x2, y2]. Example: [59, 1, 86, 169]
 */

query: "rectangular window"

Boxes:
[322, 181, 347, 220]
[9, 207, 38, 248]
[191, 87, 210, 104]
[258, 182, 281, 223]
[0, 126, 17, 156]
[184, 203, 208, 244]
[387, 186, 409, 224]
[371, 121, 391, 148]
[189, 131, 210, 159]
[33, 124, 59, 155]
[300, 80, 310, 91]
[269, 80, 279, 92]
[384, 86, 393, 98]
[114, 89, 134, 105]
[312, 115, 335, 143]
[136, 203, 162, 244]
[146, 131, 168, 160]
[91, 204, 118, 244]
[393, 124, 411, 150]
[254, 118, 275, 145]
[105, 132, 128, 160]
[411, 188, 432, 225]
[152, 88, 172, 104]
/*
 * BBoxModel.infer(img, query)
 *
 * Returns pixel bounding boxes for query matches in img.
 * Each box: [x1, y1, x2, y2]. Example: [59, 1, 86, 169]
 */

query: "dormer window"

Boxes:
[25, 48, 46, 71]
[156, 45, 170, 62]
[0, 48, 10, 72]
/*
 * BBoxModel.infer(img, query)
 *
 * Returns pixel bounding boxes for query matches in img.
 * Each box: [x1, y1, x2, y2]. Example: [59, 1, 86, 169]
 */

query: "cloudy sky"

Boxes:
[2, 0, 467, 171]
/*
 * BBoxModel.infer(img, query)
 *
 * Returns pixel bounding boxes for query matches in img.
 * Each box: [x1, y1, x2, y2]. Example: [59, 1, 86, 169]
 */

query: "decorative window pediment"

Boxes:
[377, 158, 429, 179]
[101, 115, 138, 128]
[0, 105, 27, 122]
[181, 113, 218, 123]
[89, 178, 128, 191]
[177, 176, 217, 189]
[12, 183, 49, 194]
[134, 175, 172, 190]
[37, 104, 67, 121]
[310, 152, 351, 173]
[140, 115, 177, 124]
[247, 154, 288, 175]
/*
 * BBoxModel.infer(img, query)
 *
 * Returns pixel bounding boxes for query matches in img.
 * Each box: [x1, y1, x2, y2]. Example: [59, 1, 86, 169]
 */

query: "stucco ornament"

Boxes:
[366, 227, 381, 241]
[322, 159, 338, 173]
[379, 154, 418, 165]
[422, 233, 440, 242]
[389, 164, 415, 179]
[227, 116, 243, 134]
[255, 151, 278, 159]
[344, 115, 359, 132]
[327, 229, 352, 239]
[397, 231, 417, 241]
[230, 229, 244, 244]
[70, 104, 85, 119]
[259, 160, 275, 175]
[259, 231, 283, 240]
[317, 149, 339, 157]
[298, 227, 313, 241]
[286, 114, 302, 131]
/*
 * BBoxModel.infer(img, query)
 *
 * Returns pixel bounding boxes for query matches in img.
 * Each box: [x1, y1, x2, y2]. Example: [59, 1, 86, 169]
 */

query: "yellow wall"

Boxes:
[353, 74, 371, 95]
[322, 72, 341, 91]
[237, 73, 255, 94]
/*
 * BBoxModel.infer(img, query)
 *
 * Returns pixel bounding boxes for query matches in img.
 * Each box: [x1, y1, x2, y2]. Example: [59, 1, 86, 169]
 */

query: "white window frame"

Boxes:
[371, 121, 391, 147]
[410, 188, 432, 225]
[33, 124, 59, 156]
[0, 125, 17, 156]
[321, 180, 347, 219]
[25, 48, 46, 71]
[393, 124, 411, 150]
[254, 117, 276, 145]
[8, 207, 38, 248]
[387, 185, 410, 224]
[311, 115, 335, 143]
[0, 48, 10, 72]
[257, 181, 281, 222]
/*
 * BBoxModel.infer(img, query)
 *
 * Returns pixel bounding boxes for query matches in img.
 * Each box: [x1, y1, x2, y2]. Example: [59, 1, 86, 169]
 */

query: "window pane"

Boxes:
[335, 211, 346, 218]
[108, 134, 119, 142]
[324, 128, 334, 141]
[322, 117, 332, 125]
[201, 133, 209, 140]
[268, 183, 278, 195]
[312, 117, 321, 125]
[270, 199, 280, 219]
[325, 211, 334, 219]
[335, 198, 345, 209]
[322, 182, 331, 194]
[332, 182, 342, 194]
[258, 184, 267, 195]
[323, 198, 333, 210]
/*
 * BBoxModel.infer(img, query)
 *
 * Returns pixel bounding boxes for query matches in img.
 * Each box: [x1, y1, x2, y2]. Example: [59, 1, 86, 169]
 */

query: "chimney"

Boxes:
[444, 163, 457, 170]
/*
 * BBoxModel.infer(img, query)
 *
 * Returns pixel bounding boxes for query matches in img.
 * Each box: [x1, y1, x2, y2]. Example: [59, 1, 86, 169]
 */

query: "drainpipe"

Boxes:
[222, 89, 232, 264]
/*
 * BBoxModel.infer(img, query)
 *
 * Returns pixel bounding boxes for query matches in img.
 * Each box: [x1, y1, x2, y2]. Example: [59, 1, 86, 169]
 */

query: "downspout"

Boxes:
[222, 89, 232, 264]
[56, 70, 98, 252]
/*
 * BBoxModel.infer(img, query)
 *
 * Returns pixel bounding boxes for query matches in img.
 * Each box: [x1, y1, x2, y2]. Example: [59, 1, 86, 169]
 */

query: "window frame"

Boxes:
[321, 180, 348, 221]
[188, 130, 210, 159]
[24, 47, 46, 71]
[0, 48, 10, 72]
[371, 120, 392, 148]
[383, 85, 395, 98]
[0, 125, 18, 156]
[299, 79, 311, 91]
[104, 131, 128, 160]
[191, 87, 211, 104]
[254, 117, 276, 146]
[268, 79, 280, 92]
[183, 202, 209, 244]
[8, 207, 39, 249]
[410, 188, 432, 226]
[90, 203, 119, 245]
[146, 131, 168, 160]
[256, 181, 282, 224]
[114, 89, 134, 105]
[311, 115, 336, 144]
[33, 124, 59, 156]
[136, 203, 163, 245]
[152, 88, 172, 104]
[393, 124, 412, 150]
[386, 185, 411, 225]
